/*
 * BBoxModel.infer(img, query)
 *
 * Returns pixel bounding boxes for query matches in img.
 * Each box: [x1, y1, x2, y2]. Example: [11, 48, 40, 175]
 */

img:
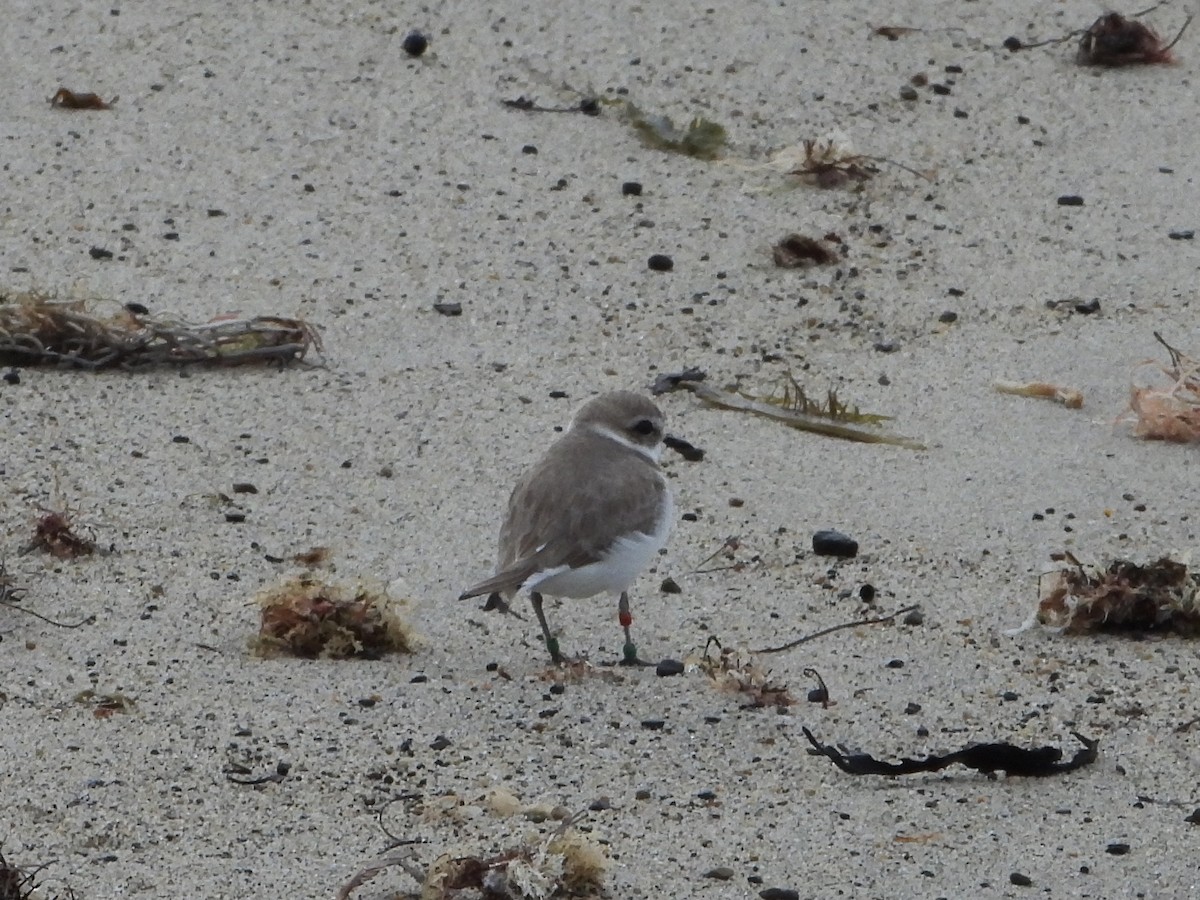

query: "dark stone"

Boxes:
[641, 719, 666, 731]
[812, 529, 858, 558]
[622, 181, 643, 196]
[648, 254, 674, 271]
[1057, 195, 1085, 206]
[1003, 36, 1023, 51]
[1074, 298, 1101, 315]
[660, 577, 682, 594]
[433, 301, 462, 317]
[1010, 872, 1033, 886]
[89, 246, 113, 259]
[1168, 230, 1195, 240]
[402, 31, 428, 57]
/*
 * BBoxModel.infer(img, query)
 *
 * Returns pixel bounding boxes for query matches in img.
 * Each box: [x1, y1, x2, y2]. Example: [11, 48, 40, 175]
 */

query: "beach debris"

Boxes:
[670, 374, 926, 450]
[292, 546, 332, 567]
[786, 135, 876, 188]
[756, 604, 920, 654]
[803, 727, 1099, 778]
[650, 366, 705, 395]
[994, 379, 1084, 409]
[693, 535, 747, 575]
[49, 87, 115, 109]
[1013, 555, 1200, 635]
[1004, 6, 1191, 63]
[74, 688, 134, 719]
[250, 575, 415, 659]
[873, 25, 920, 41]
[502, 95, 601, 116]
[1123, 333, 1200, 443]
[338, 805, 608, 900]
[0, 293, 321, 368]
[0, 844, 71, 900]
[805, 667, 831, 706]
[772, 233, 839, 268]
[1077, 12, 1190, 66]
[225, 758, 291, 786]
[28, 508, 96, 559]
[622, 102, 727, 159]
[690, 638, 796, 709]
[0, 561, 93, 628]
[812, 529, 858, 558]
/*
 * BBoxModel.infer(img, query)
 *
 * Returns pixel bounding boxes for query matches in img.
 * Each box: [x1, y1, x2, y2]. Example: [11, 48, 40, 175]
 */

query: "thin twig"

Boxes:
[755, 604, 919, 654]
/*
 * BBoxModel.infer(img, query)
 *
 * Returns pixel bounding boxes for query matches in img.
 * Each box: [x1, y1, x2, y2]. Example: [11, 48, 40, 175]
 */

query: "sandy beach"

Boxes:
[2, 1, 1199, 897]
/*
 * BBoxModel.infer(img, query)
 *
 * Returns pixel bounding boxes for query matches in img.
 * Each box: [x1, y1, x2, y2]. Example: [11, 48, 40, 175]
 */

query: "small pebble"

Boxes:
[1003, 36, 1023, 51]
[1168, 230, 1194, 240]
[859, 583, 876, 602]
[812, 529, 858, 558]
[656, 658, 685, 677]
[402, 30, 428, 57]
[807, 687, 829, 704]
[2, 370, 19, 385]
[1106, 843, 1131, 855]
[759, 889, 800, 900]
[703, 867, 735, 881]
[641, 719, 666, 731]
[521, 144, 538, 155]
[904, 701, 921, 714]
[1010, 872, 1033, 887]
[433, 301, 463, 317]
[647, 254, 674, 271]
[1074, 298, 1101, 315]
[1057, 195, 1085, 206]
[224, 512, 246, 524]
[660, 577, 682, 594]
[873, 340, 899, 353]
[899, 85, 919, 101]
[89, 246, 113, 259]
[938, 310, 958, 323]
[886, 658, 905, 669]
[622, 181, 643, 196]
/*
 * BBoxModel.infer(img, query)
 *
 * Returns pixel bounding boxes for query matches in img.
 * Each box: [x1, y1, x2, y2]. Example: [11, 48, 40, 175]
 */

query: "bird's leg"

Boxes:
[530, 592, 563, 663]
[617, 591, 649, 666]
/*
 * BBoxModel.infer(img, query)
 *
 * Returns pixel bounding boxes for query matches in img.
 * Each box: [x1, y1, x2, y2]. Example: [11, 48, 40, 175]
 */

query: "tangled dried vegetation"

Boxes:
[0, 293, 321, 368]
[251, 576, 415, 659]
[1123, 333, 1200, 443]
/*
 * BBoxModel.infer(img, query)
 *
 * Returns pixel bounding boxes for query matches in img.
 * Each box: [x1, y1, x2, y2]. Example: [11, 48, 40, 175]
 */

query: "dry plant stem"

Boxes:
[336, 849, 425, 900]
[685, 382, 925, 450]
[993, 379, 1084, 409]
[756, 604, 919, 654]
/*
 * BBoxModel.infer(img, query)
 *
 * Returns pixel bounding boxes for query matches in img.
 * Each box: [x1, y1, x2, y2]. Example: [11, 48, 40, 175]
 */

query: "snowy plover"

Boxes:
[459, 391, 673, 664]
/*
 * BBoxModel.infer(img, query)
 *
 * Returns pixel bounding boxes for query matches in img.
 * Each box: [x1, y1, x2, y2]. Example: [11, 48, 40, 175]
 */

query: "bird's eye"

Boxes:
[633, 419, 656, 436]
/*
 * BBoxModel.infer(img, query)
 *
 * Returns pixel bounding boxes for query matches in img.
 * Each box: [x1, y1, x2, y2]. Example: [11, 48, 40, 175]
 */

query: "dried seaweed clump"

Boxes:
[772, 233, 840, 268]
[1018, 557, 1200, 635]
[0, 292, 321, 368]
[420, 824, 607, 900]
[784, 134, 877, 188]
[29, 509, 96, 559]
[688, 640, 795, 709]
[251, 576, 415, 659]
[1077, 12, 1188, 66]
[623, 103, 727, 160]
[1123, 333, 1200, 443]
[0, 844, 75, 900]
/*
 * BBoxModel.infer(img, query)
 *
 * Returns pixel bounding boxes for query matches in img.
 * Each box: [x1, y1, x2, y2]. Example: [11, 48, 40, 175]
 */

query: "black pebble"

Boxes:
[886, 658, 905, 669]
[904, 701, 921, 714]
[660, 577, 682, 594]
[812, 529, 858, 558]
[1003, 36, 1023, 51]
[1106, 843, 1131, 856]
[647, 254, 674, 271]
[1010, 872, 1033, 887]
[521, 144, 538, 155]
[1057, 195, 1085, 206]
[1168, 230, 1195, 240]
[89, 246, 113, 260]
[939, 310, 958, 323]
[172, 435, 190, 443]
[622, 181, 643, 196]
[641, 719, 666, 731]
[903, 609, 924, 626]
[125, 302, 150, 315]
[1185, 808, 1200, 824]
[759, 889, 800, 900]
[657, 657, 686, 676]
[859, 583, 876, 602]
[402, 30, 428, 57]
[806, 687, 828, 704]
[578, 97, 600, 116]
[931, 83, 951, 95]
[433, 301, 462, 317]
[1074, 298, 1101, 315]
[873, 340, 899, 353]
[224, 512, 246, 524]
[430, 735, 451, 750]
[2, 370, 19, 385]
